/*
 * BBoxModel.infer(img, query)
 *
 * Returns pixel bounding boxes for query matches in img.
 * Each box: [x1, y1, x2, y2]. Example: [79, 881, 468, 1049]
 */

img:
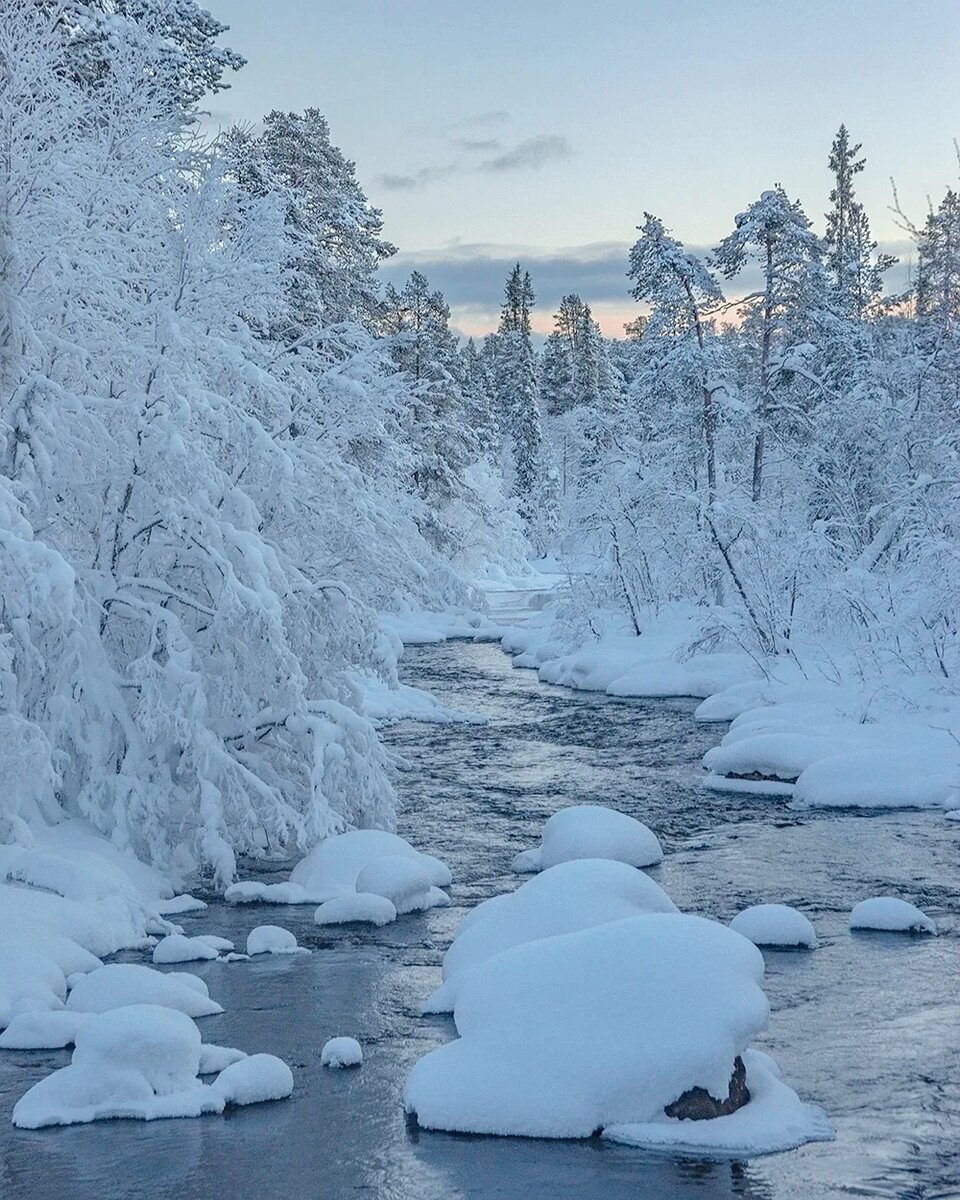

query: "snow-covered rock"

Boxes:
[65, 964, 223, 1018]
[224, 881, 311, 905]
[354, 856, 449, 915]
[795, 749, 959, 811]
[226, 830, 452, 910]
[0, 1010, 92, 1050]
[321, 1036, 363, 1068]
[604, 1049, 834, 1157]
[290, 830, 452, 901]
[152, 934, 219, 964]
[424, 859, 678, 1013]
[512, 804, 663, 873]
[12, 1005, 292, 1128]
[849, 897, 937, 935]
[405, 912, 830, 1151]
[246, 925, 305, 956]
[209, 1053, 293, 1105]
[198, 1043, 246, 1074]
[730, 905, 817, 949]
[314, 894, 398, 927]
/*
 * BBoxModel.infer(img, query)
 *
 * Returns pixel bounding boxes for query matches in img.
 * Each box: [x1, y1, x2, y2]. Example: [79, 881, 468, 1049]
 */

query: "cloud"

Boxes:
[455, 137, 502, 152]
[378, 133, 574, 192]
[379, 162, 464, 191]
[478, 135, 573, 173]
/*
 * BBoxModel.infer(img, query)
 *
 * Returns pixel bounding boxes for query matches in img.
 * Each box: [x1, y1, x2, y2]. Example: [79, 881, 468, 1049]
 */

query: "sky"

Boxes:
[205, 1, 959, 337]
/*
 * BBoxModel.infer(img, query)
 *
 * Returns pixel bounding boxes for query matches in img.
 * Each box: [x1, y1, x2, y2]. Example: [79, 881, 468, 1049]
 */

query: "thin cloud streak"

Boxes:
[378, 133, 573, 191]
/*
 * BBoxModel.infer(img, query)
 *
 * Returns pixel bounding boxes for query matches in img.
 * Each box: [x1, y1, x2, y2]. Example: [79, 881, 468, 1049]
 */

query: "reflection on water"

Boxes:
[0, 641, 956, 1200]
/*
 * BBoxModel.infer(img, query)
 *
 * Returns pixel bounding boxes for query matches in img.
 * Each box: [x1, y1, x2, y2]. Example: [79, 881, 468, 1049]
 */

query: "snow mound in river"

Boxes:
[511, 804, 663, 873]
[354, 855, 449, 915]
[152, 934, 219, 964]
[12, 1005, 291, 1128]
[246, 925, 305, 956]
[321, 1036, 363, 1068]
[730, 905, 817, 949]
[849, 897, 937, 935]
[424, 859, 678, 1013]
[225, 830, 452, 909]
[314, 893, 398, 927]
[405, 913, 831, 1151]
[65, 964, 223, 1018]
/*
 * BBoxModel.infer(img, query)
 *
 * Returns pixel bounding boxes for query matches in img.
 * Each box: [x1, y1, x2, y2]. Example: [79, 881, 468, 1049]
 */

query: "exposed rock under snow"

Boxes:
[405, 912, 830, 1152]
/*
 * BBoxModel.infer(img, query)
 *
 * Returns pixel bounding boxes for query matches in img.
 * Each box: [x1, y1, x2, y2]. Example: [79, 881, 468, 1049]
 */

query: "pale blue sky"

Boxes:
[208, 1, 959, 333]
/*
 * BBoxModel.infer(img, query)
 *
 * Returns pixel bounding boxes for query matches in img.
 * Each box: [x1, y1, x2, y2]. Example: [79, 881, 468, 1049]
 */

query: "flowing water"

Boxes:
[1, 638, 957, 1200]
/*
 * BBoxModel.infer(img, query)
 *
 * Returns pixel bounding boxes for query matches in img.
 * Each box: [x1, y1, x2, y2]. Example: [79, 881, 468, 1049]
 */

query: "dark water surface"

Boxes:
[1, 640, 957, 1200]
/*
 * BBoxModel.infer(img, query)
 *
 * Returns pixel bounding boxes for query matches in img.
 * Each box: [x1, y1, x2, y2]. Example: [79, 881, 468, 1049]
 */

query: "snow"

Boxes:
[228, 830, 453, 911]
[290, 830, 452, 900]
[424, 859, 678, 1013]
[156, 895, 208, 915]
[354, 855, 450, 915]
[405, 912, 830, 1151]
[246, 925, 305, 956]
[224, 881, 311, 905]
[849, 897, 937, 935]
[65, 964, 224, 1018]
[730, 905, 818, 949]
[605, 1049, 834, 1157]
[198, 1043, 247, 1074]
[210, 1053, 294, 1105]
[152, 934, 220, 964]
[795, 749, 959, 811]
[0, 1010, 92, 1050]
[12, 1005, 292, 1128]
[321, 1036, 363, 1068]
[314, 893, 398, 927]
[512, 804, 663, 873]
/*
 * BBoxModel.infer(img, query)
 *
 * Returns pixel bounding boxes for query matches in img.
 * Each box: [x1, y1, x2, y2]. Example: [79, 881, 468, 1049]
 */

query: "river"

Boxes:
[0, 639, 957, 1200]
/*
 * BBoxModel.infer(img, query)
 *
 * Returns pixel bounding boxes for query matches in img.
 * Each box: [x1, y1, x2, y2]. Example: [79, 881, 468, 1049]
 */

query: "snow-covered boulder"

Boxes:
[424, 859, 678, 1013]
[321, 1036, 363, 1068]
[354, 856, 449, 915]
[12, 1005, 292, 1128]
[152, 934, 219, 964]
[849, 897, 937, 935]
[512, 804, 663, 873]
[224, 881, 310, 905]
[290, 830, 452, 901]
[246, 925, 305, 956]
[314, 894, 398, 927]
[730, 905, 817, 949]
[795, 749, 959, 811]
[226, 830, 452, 909]
[405, 913, 831, 1153]
[0, 1010, 92, 1050]
[65, 964, 223, 1018]
[210, 1053, 293, 1105]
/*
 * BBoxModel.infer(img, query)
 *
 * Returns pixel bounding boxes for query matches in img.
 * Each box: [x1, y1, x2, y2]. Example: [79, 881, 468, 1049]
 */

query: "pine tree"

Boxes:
[713, 188, 824, 501]
[228, 110, 396, 335]
[824, 125, 895, 317]
[494, 266, 543, 528]
[629, 213, 724, 500]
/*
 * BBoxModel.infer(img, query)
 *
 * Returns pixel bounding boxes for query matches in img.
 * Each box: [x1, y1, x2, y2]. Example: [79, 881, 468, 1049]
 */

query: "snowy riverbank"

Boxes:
[492, 601, 960, 820]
